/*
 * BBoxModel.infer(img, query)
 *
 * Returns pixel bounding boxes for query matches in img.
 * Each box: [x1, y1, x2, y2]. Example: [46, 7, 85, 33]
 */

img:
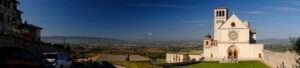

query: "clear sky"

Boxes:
[17, 0, 300, 41]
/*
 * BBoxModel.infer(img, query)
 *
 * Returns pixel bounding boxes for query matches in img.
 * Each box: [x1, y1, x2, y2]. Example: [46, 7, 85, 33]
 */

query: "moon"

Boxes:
[148, 32, 152, 36]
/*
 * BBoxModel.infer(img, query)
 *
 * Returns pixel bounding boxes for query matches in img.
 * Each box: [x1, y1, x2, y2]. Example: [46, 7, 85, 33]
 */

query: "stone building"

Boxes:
[166, 53, 202, 63]
[0, 0, 68, 57]
[203, 7, 264, 61]
[18, 21, 42, 41]
[0, 0, 42, 42]
[0, 0, 22, 34]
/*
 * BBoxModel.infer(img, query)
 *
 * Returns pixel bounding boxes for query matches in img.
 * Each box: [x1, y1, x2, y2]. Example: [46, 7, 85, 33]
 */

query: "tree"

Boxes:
[66, 43, 71, 55]
[294, 38, 300, 55]
[291, 37, 300, 67]
[289, 37, 296, 51]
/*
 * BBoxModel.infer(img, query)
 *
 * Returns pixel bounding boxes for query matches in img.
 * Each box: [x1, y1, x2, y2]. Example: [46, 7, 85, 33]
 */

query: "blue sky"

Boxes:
[17, 0, 300, 41]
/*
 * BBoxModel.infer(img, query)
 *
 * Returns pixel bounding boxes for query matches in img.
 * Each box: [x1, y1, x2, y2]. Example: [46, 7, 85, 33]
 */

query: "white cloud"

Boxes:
[248, 11, 265, 14]
[266, 6, 299, 11]
[287, 1, 300, 6]
[179, 20, 209, 26]
[240, 11, 265, 14]
[139, 3, 195, 9]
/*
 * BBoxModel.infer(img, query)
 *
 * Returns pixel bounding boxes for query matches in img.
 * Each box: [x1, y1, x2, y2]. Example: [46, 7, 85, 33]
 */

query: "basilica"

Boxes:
[203, 7, 264, 61]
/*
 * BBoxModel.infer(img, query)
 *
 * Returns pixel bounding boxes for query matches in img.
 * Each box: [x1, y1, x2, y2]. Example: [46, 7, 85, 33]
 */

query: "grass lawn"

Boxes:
[155, 59, 166, 63]
[183, 61, 269, 68]
[97, 61, 163, 68]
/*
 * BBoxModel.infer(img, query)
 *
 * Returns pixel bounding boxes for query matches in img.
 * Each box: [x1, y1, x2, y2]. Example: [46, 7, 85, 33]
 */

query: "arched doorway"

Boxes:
[228, 45, 239, 59]
[258, 53, 262, 58]
[234, 49, 238, 58]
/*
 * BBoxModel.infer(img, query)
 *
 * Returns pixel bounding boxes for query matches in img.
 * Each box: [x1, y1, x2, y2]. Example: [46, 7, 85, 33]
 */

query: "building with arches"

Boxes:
[203, 7, 264, 61]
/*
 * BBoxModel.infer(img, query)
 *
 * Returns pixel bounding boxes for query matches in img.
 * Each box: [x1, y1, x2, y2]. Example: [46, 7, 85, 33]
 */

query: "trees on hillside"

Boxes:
[290, 37, 300, 67]
[290, 37, 300, 55]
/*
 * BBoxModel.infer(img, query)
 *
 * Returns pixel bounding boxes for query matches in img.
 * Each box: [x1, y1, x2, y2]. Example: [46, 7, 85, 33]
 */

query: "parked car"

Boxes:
[41, 52, 72, 68]
[0, 47, 44, 68]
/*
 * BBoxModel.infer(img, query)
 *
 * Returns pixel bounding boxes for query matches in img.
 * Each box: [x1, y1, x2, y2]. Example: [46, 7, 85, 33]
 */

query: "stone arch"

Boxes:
[227, 45, 239, 59]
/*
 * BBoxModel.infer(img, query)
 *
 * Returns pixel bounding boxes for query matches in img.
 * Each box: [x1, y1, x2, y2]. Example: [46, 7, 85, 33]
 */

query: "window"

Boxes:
[3, 0, 5, 6]
[220, 11, 223, 16]
[218, 11, 221, 17]
[216, 11, 219, 17]
[206, 41, 209, 46]
[222, 11, 225, 16]
[3, 0, 6, 6]
[0, 0, 2, 5]
[13, 4, 16, 9]
[7, 15, 9, 24]
[8, 1, 10, 8]
[231, 22, 235, 27]
[259, 53, 262, 58]
[0, 13, 3, 22]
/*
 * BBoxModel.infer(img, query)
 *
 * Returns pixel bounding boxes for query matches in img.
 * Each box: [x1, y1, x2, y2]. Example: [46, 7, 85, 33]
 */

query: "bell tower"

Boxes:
[214, 7, 228, 40]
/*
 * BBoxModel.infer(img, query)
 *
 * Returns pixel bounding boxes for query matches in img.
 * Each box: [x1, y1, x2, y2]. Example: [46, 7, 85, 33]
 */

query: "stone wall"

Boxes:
[0, 34, 68, 58]
[263, 50, 299, 68]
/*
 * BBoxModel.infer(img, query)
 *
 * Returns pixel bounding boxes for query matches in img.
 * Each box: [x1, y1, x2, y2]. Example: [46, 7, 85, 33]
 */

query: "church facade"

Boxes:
[203, 7, 264, 61]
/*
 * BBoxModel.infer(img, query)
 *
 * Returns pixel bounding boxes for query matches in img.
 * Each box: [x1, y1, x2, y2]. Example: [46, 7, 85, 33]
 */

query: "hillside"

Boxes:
[42, 36, 290, 48]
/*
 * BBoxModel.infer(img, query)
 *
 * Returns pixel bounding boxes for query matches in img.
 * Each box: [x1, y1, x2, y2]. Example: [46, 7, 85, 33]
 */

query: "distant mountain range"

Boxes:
[42, 36, 290, 47]
[42, 36, 127, 44]
[257, 39, 290, 46]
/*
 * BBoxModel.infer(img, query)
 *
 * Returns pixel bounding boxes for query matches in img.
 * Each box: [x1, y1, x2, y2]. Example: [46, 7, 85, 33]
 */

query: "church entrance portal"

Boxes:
[228, 45, 239, 59]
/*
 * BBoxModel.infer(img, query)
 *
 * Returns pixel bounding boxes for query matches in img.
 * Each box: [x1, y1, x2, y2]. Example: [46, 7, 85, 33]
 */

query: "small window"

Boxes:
[220, 11, 223, 16]
[0, 0, 2, 4]
[0, 13, 3, 22]
[216, 11, 218, 16]
[231, 22, 235, 27]
[3, 0, 6, 6]
[259, 53, 262, 58]
[217, 11, 219, 16]
[8, 1, 10, 8]
[222, 11, 225, 16]
[7, 15, 9, 24]
[219, 11, 221, 16]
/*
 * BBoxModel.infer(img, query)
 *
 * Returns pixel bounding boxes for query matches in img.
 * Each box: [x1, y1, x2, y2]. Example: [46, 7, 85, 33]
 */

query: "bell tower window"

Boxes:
[216, 11, 219, 17]
[219, 11, 221, 16]
[222, 11, 224, 16]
